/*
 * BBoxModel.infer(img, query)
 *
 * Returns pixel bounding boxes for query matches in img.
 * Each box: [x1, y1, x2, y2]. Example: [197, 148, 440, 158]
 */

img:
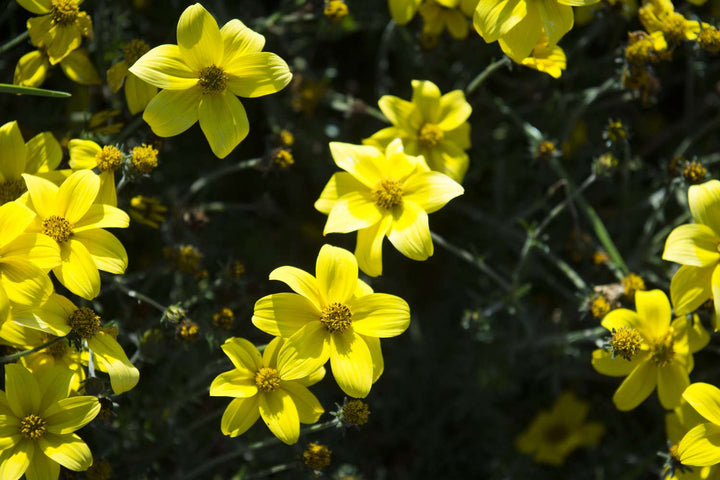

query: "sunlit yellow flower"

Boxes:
[68, 140, 125, 206]
[591, 290, 703, 411]
[500, 31, 567, 78]
[678, 383, 720, 467]
[316, 139, 464, 276]
[364, 80, 472, 182]
[18, 0, 93, 65]
[516, 392, 604, 465]
[663, 180, 720, 330]
[473, 0, 599, 60]
[106, 39, 158, 115]
[253, 245, 409, 398]
[23, 170, 130, 300]
[418, 0, 478, 40]
[666, 399, 718, 479]
[128, 3, 293, 158]
[0, 364, 100, 479]
[14, 47, 101, 87]
[388, 0, 423, 24]
[639, 0, 702, 45]
[210, 336, 325, 445]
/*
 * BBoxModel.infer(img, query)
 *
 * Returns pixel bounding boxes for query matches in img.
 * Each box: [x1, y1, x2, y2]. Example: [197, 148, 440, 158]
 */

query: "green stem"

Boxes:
[246, 463, 297, 479]
[0, 31, 29, 54]
[186, 158, 263, 199]
[0, 83, 71, 98]
[466, 57, 511, 95]
[0, 336, 65, 364]
[114, 282, 167, 313]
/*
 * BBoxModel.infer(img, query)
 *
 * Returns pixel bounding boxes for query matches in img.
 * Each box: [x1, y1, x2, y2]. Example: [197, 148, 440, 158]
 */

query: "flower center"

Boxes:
[50, 0, 79, 25]
[372, 178, 403, 210]
[255, 367, 281, 392]
[69, 307, 101, 339]
[19, 414, 47, 440]
[609, 327, 643, 361]
[320, 302, 352, 333]
[131, 144, 159, 173]
[123, 39, 150, 67]
[46, 338, 68, 358]
[650, 330, 676, 366]
[197, 65, 228, 95]
[342, 399, 370, 426]
[662, 12, 688, 45]
[95, 145, 123, 172]
[418, 123, 444, 148]
[0, 179, 27, 205]
[42, 215, 73, 243]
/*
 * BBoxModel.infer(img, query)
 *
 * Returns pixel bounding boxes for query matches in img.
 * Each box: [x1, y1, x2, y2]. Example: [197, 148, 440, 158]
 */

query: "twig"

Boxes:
[114, 281, 168, 313]
[466, 57, 511, 96]
[0, 31, 29, 54]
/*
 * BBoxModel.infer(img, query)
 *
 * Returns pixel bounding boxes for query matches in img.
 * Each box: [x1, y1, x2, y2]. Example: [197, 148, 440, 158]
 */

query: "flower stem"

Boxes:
[465, 57, 511, 96]
[0, 31, 29, 54]
[0, 336, 64, 364]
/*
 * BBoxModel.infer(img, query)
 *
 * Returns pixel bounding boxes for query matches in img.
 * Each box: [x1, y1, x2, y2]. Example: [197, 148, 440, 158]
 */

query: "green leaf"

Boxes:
[0, 83, 71, 98]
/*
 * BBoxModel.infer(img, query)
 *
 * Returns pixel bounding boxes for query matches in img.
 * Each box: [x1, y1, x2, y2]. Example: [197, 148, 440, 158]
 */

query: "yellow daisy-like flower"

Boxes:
[663, 180, 720, 330]
[316, 139, 464, 277]
[106, 39, 158, 115]
[0, 364, 100, 480]
[591, 290, 704, 411]
[665, 399, 718, 479]
[678, 382, 720, 467]
[388, 0, 423, 24]
[17, 0, 93, 65]
[252, 244, 410, 398]
[0, 120, 68, 204]
[23, 170, 130, 300]
[68, 139, 124, 206]
[418, 0, 478, 40]
[500, 31, 567, 79]
[14, 47, 101, 87]
[515, 392, 604, 466]
[210, 336, 324, 445]
[639, 0, 702, 45]
[473, 0, 599, 60]
[128, 3, 293, 158]
[364, 80, 472, 182]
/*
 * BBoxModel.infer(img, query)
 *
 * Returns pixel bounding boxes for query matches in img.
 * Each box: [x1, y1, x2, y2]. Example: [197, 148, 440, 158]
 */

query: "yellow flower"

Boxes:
[0, 120, 67, 204]
[106, 39, 158, 115]
[639, 0, 702, 45]
[591, 290, 703, 411]
[473, 0, 599, 60]
[68, 140, 124, 206]
[252, 244, 410, 398]
[418, 0, 478, 40]
[515, 392, 604, 466]
[388, 0, 423, 24]
[23, 170, 130, 300]
[9, 293, 139, 394]
[501, 31, 567, 78]
[665, 399, 718, 479]
[128, 3, 293, 158]
[364, 80, 472, 182]
[18, 0, 93, 65]
[14, 48, 101, 87]
[663, 180, 720, 329]
[678, 382, 720, 467]
[210, 337, 325, 445]
[0, 364, 100, 479]
[316, 139, 464, 276]
[129, 195, 167, 229]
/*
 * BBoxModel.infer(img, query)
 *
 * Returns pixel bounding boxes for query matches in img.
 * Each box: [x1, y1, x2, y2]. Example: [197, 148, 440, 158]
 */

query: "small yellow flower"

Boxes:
[178, 319, 200, 341]
[68, 140, 124, 206]
[316, 139, 464, 276]
[18, 0, 93, 65]
[0, 364, 100, 479]
[253, 245, 410, 398]
[501, 31, 566, 78]
[131, 143, 159, 174]
[591, 290, 707, 410]
[418, 0, 478, 40]
[364, 80, 472, 182]
[303, 443, 332, 471]
[388, 0, 423, 25]
[271, 147, 294, 169]
[622, 272, 646, 298]
[129, 195, 167, 228]
[106, 39, 158, 115]
[128, 4, 293, 158]
[589, 294, 612, 319]
[324, 0, 349, 22]
[14, 47, 101, 87]
[516, 392, 604, 466]
[698, 26, 720, 54]
[210, 337, 325, 445]
[684, 161, 707, 185]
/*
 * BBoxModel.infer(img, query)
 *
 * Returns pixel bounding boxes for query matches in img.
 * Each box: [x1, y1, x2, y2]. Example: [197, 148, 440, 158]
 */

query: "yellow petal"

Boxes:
[612, 360, 657, 411]
[125, 74, 158, 115]
[145, 87, 199, 139]
[226, 52, 292, 98]
[89, 332, 139, 394]
[591, 348, 641, 377]
[328, 142, 384, 189]
[252, 293, 321, 337]
[68, 139, 101, 170]
[349, 293, 410, 338]
[220, 337, 263, 372]
[684, 383, 720, 425]
[73, 204, 130, 232]
[11, 295, 72, 337]
[38, 433, 92, 471]
[410, 80, 441, 123]
[363, 334, 385, 383]
[73, 229, 128, 274]
[0, 121, 27, 182]
[0, 259, 53, 306]
[210, 370, 258, 398]
[13, 50, 49, 87]
[492, 2, 542, 59]
[221, 396, 260, 437]
[689, 180, 720, 236]
[635, 289, 671, 340]
[671, 265, 713, 316]
[128, 44, 197, 90]
[536, 0, 573, 46]
[389, 0, 422, 24]
[387, 201, 433, 261]
[324, 192, 382, 235]
[316, 244, 358, 304]
[0, 285, 9, 324]
[269, 266, 323, 310]
[5, 364, 41, 418]
[472, 0, 527, 42]
[17, 0, 51, 14]
[259, 389, 300, 445]
[176, 3, 223, 71]
[56, 170, 100, 224]
[197, 91, 249, 159]
[657, 363, 689, 409]
[679, 423, 720, 467]
[315, 172, 369, 215]
[712, 265, 720, 331]
[44, 396, 100, 434]
[0, 201, 35, 249]
[22, 173, 59, 219]
[0, 440, 33, 480]
[53, 240, 100, 300]
[330, 330, 374, 398]
[356, 215, 392, 277]
[60, 49, 102, 85]
[437, 90, 471, 131]
[106, 60, 128, 92]
[220, 19, 265, 61]
[673, 314, 711, 353]
[663, 224, 720, 267]
[282, 381, 324, 424]
[277, 321, 330, 380]
[23, 443, 59, 480]
[26, 131, 62, 173]
[27, 15, 53, 50]
[46, 24, 82, 65]
[262, 337, 283, 367]
[402, 171, 464, 213]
